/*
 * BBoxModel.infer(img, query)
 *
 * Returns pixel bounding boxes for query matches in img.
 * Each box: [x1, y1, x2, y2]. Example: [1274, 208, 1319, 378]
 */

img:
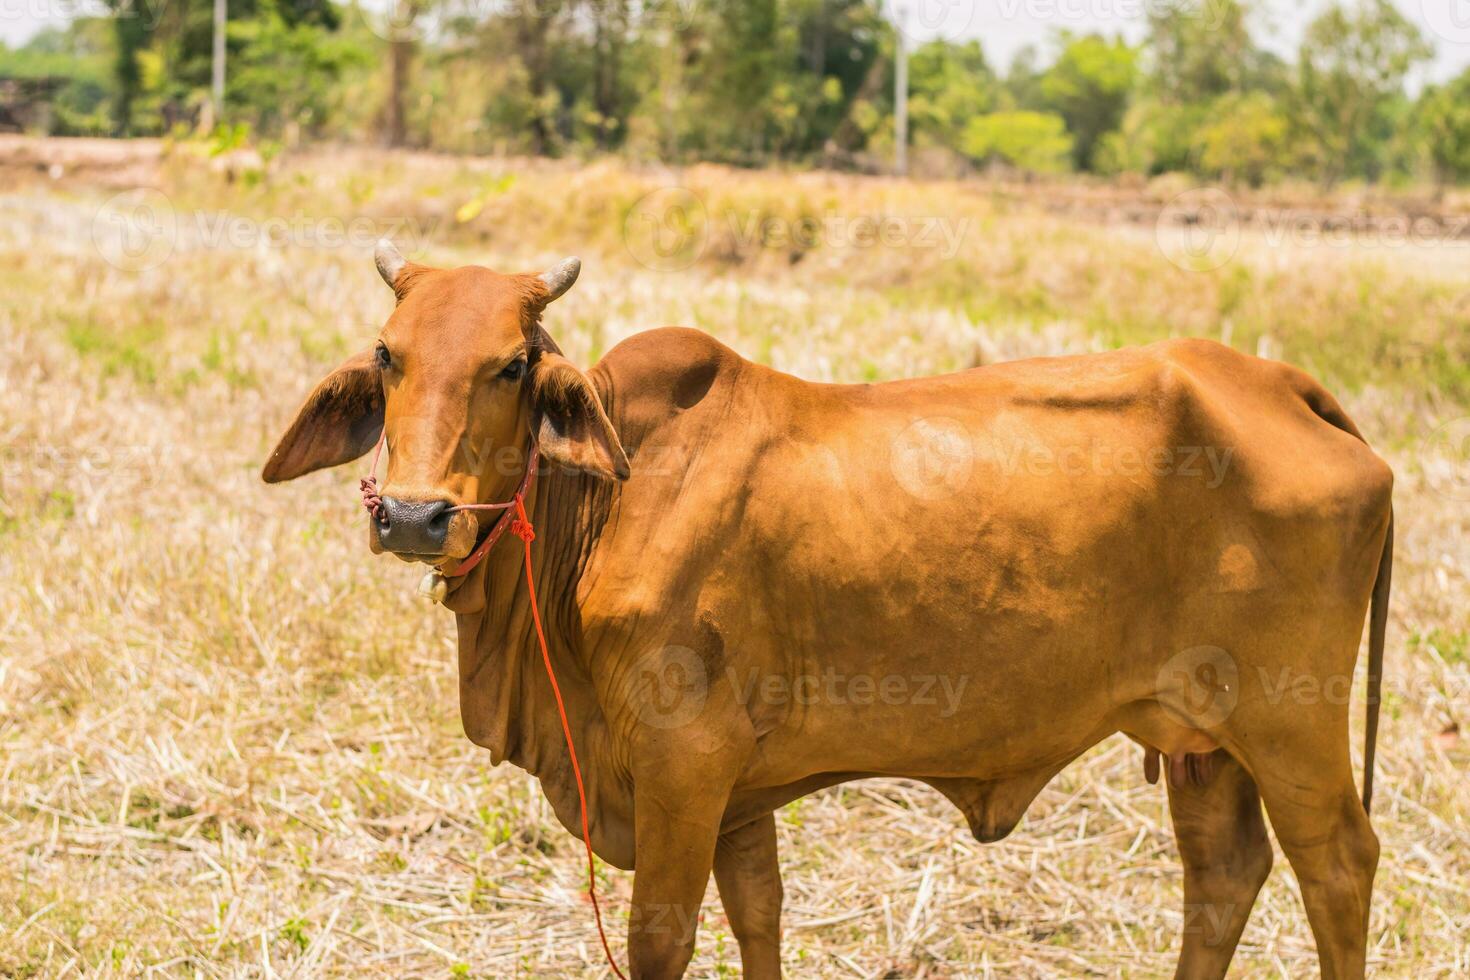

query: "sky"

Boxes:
[2, 0, 1469, 85]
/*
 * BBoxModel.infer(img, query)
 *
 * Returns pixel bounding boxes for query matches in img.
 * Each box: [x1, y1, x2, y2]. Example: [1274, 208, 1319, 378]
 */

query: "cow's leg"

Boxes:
[628, 794, 723, 979]
[1258, 780, 1378, 979]
[628, 744, 745, 980]
[1244, 719, 1378, 979]
[1166, 749, 1272, 979]
[713, 813, 783, 979]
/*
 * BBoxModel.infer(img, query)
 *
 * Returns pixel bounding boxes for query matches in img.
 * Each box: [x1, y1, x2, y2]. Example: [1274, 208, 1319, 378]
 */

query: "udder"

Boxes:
[1121, 703, 1224, 789]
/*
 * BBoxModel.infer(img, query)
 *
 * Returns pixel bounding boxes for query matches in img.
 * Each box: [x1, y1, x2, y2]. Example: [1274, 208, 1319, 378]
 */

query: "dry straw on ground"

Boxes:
[0, 146, 1466, 977]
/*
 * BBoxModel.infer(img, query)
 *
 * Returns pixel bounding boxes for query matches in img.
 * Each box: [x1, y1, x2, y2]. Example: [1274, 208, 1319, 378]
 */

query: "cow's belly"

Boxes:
[726, 612, 1130, 785]
[719, 450, 1366, 787]
[725, 573, 1326, 788]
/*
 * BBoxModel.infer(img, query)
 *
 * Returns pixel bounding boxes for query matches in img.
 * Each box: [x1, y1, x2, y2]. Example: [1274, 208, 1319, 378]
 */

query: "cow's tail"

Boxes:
[1362, 509, 1393, 815]
[1295, 378, 1393, 815]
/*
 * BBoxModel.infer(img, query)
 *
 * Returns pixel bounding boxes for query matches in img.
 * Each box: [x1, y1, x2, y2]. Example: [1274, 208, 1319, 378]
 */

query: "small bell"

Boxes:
[418, 571, 449, 604]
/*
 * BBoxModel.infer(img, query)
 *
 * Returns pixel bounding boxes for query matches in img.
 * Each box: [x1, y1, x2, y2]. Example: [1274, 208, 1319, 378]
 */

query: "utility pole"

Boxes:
[893, 1, 908, 177]
[211, 0, 226, 123]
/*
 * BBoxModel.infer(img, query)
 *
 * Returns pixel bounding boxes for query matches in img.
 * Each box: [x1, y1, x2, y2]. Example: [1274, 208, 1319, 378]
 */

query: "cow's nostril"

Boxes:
[424, 500, 452, 533]
[377, 497, 455, 554]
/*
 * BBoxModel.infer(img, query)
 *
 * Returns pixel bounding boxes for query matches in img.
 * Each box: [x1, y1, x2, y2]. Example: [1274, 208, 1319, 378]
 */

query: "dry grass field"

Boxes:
[0, 141, 1467, 977]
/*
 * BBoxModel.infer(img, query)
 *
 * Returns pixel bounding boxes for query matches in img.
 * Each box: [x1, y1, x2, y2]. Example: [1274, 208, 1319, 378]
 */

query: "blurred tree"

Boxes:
[0, 24, 112, 134]
[384, 0, 420, 146]
[15, 0, 1469, 187]
[1295, 0, 1432, 185]
[907, 40, 993, 152]
[1414, 70, 1470, 189]
[1039, 33, 1137, 171]
[227, 11, 367, 138]
[1194, 91, 1290, 185]
[1000, 44, 1045, 111]
[1095, 99, 1204, 175]
[588, 0, 632, 149]
[962, 110, 1072, 174]
[1144, 0, 1283, 103]
[107, 0, 152, 133]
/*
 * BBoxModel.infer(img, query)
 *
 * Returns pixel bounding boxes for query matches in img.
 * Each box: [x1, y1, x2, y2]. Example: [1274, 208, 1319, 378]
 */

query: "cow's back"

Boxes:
[586, 331, 1391, 782]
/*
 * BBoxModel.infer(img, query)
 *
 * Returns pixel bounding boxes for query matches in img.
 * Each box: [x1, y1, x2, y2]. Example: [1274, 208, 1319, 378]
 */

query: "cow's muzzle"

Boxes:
[374, 496, 455, 556]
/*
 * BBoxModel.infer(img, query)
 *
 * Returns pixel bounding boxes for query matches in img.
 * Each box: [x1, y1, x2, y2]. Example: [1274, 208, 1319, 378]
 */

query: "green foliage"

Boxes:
[1194, 91, 1291, 185]
[225, 11, 370, 136]
[0, 24, 113, 134]
[1145, 0, 1282, 103]
[6, 0, 1470, 186]
[908, 40, 994, 150]
[1414, 69, 1470, 187]
[1294, 0, 1433, 185]
[962, 111, 1073, 174]
[1095, 99, 1204, 175]
[1038, 33, 1138, 170]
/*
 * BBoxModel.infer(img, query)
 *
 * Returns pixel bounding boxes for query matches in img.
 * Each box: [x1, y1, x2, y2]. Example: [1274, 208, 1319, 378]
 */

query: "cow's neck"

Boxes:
[446, 407, 622, 822]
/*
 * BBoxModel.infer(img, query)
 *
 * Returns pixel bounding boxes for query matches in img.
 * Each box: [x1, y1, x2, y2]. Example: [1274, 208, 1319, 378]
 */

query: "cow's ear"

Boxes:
[262, 349, 384, 483]
[529, 353, 629, 481]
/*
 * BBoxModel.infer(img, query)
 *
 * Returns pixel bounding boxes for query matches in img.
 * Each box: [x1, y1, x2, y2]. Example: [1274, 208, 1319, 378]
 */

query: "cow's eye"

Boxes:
[499, 358, 526, 382]
[375, 344, 392, 371]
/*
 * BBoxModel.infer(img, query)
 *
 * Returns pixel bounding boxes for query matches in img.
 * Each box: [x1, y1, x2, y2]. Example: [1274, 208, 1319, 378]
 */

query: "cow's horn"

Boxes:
[538, 257, 581, 302]
[375, 239, 407, 288]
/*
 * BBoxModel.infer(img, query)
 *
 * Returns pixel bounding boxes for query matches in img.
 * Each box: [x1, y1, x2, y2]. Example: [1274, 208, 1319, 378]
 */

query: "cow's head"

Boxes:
[262, 242, 628, 566]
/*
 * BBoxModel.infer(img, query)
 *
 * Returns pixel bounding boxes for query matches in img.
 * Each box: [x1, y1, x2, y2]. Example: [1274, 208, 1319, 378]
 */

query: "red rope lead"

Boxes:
[360, 433, 625, 978]
[513, 495, 627, 980]
[359, 432, 387, 521]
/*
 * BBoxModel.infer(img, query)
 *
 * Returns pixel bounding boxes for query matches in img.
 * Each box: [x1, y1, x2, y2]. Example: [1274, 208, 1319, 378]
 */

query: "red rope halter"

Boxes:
[361, 432, 626, 978]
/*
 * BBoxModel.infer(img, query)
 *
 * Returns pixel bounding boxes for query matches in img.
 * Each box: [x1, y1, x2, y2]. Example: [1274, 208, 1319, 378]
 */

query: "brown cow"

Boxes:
[264, 243, 1394, 979]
